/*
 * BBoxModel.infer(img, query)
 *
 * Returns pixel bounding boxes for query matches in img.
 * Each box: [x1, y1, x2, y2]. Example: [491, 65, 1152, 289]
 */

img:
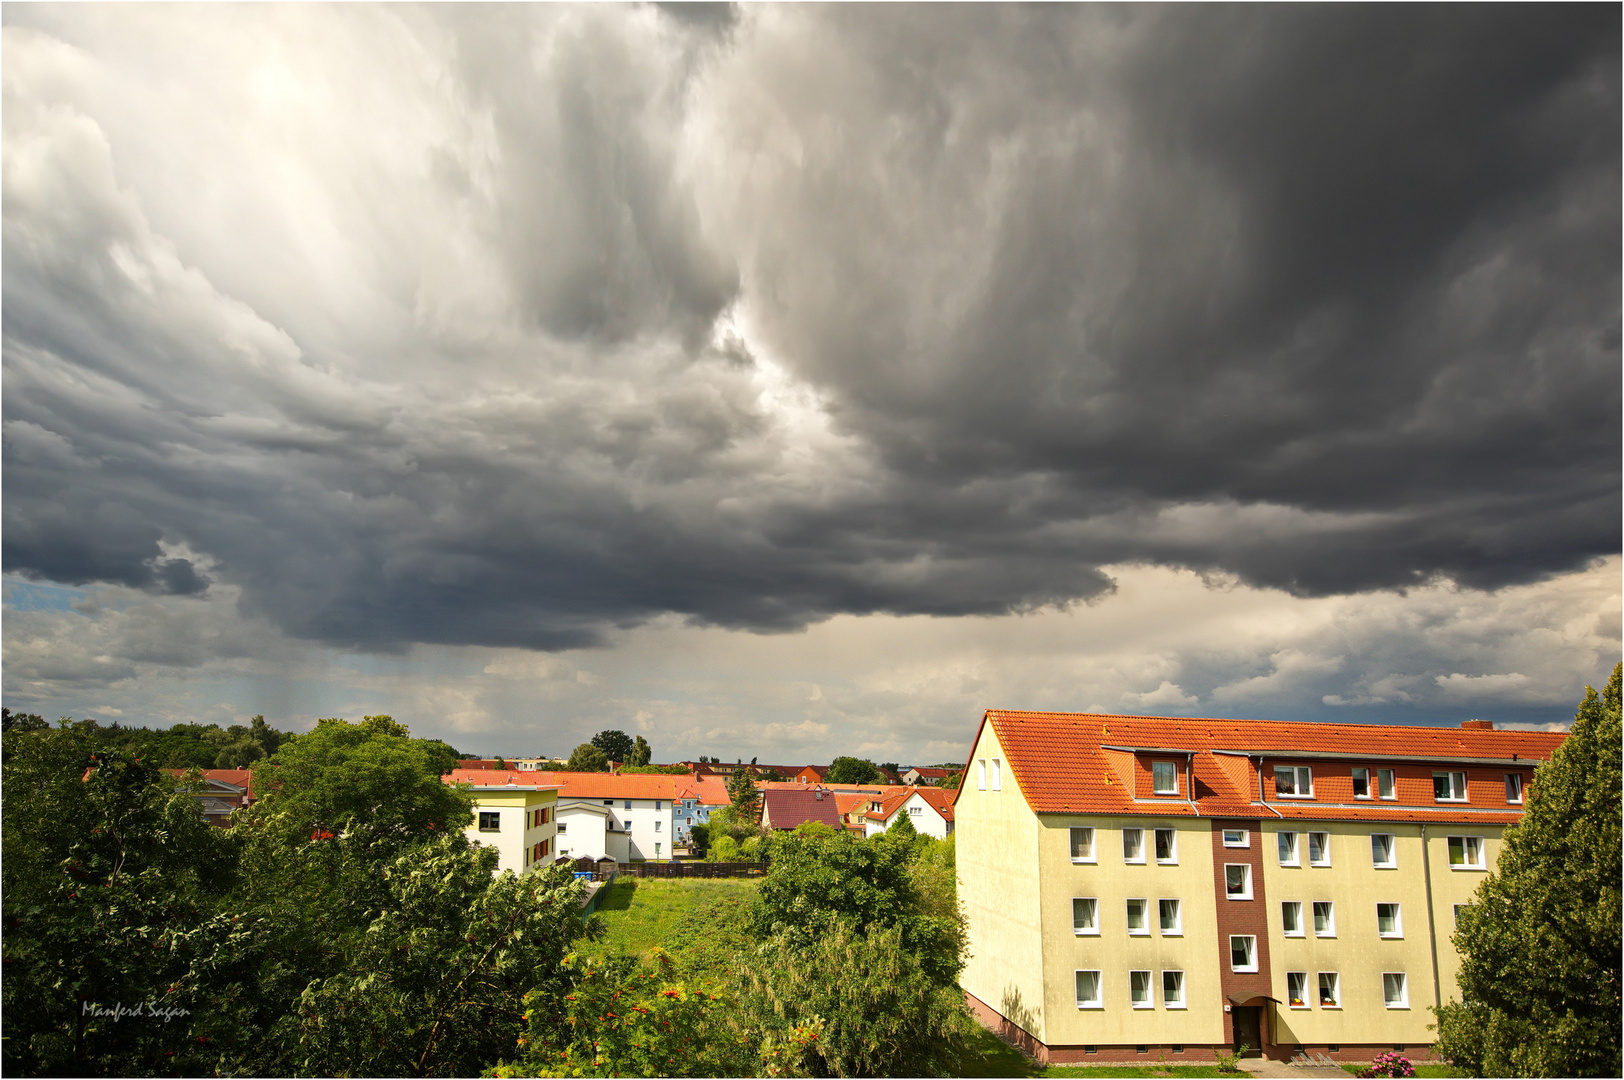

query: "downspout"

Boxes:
[1185, 751, 1200, 817]
[1254, 756, 1284, 818]
[1420, 823, 1443, 1014]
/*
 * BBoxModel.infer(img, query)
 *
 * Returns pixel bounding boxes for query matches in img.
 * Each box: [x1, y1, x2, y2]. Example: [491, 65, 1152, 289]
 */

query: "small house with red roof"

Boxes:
[863, 786, 956, 839]
[760, 786, 843, 831]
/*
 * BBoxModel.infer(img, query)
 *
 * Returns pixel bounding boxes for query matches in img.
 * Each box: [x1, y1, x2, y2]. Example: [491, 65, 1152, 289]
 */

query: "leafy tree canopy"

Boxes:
[564, 742, 611, 772]
[589, 729, 634, 763]
[1435, 663, 1622, 1078]
[628, 734, 652, 767]
[824, 756, 881, 785]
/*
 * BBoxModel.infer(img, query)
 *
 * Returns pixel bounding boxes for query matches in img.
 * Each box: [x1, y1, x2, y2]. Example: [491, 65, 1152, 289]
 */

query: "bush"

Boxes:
[1359, 1051, 1416, 1078]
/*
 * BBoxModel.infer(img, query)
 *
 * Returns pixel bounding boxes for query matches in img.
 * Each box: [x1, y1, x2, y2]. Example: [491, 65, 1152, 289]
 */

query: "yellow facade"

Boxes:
[462, 786, 560, 875]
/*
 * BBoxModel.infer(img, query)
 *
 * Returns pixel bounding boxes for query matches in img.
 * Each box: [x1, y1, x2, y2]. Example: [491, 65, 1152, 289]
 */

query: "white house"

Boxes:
[862, 786, 956, 839]
[555, 801, 629, 863]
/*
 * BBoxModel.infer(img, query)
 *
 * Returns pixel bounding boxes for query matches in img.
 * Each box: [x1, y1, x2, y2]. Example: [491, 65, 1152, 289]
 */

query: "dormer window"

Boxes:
[1151, 761, 1179, 795]
[1275, 765, 1314, 798]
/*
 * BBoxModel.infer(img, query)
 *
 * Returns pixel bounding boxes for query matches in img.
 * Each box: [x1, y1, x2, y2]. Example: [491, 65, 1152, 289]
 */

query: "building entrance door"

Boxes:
[1232, 1006, 1262, 1057]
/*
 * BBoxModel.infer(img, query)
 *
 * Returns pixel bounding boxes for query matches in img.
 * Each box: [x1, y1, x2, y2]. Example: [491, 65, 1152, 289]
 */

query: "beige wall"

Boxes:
[1037, 814, 1227, 1047]
[1261, 820, 1503, 1048]
[465, 788, 558, 874]
[958, 723, 1049, 1042]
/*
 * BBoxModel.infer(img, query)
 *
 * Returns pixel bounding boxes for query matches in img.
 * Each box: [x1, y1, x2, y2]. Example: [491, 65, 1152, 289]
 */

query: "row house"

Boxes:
[956, 710, 1564, 1065]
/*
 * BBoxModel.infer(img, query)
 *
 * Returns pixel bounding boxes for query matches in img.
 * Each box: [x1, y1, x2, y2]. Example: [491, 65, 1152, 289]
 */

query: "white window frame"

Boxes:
[1377, 902, 1403, 938]
[1225, 863, 1253, 900]
[1281, 900, 1304, 937]
[1158, 897, 1182, 936]
[1433, 770, 1468, 803]
[1277, 830, 1300, 867]
[1286, 970, 1309, 1009]
[1125, 897, 1150, 936]
[1222, 827, 1250, 848]
[977, 760, 987, 790]
[1129, 969, 1153, 1009]
[1447, 835, 1486, 870]
[992, 758, 1003, 791]
[1308, 831, 1331, 866]
[1371, 833, 1397, 869]
[1162, 969, 1186, 1009]
[1383, 972, 1409, 1009]
[1122, 828, 1146, 864]
[1317, 971, 1341, 1008]
[1504, 773, 1524, 804]
[1229, 934, 1258, 973]
[1275, 765, 1314, 798]
[1152, 760, 1179, 795]
[1075, 969, 1103, 1009]
[1312, 900, 1336, 937]
[1377, 768, 1396, 799]
[1351, 767, 1371, 799]
[1154, 827, 1178, 864]
[1072, 897, 1100, 936]
[1070, 826, 1097, 863]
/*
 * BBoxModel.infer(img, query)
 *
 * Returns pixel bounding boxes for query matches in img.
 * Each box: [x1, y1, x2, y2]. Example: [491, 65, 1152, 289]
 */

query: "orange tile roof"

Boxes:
[973, 710, 1565, 824]
[864, 786, 959, 823]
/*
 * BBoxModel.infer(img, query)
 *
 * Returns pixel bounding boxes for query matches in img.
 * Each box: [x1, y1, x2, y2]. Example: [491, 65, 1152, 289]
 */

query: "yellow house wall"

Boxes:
[957, 723, 1049, 1043]
[464, 788, 559, 875]
[1037, 815, 1227, 1047]
[1261, 820, 1498, 1047]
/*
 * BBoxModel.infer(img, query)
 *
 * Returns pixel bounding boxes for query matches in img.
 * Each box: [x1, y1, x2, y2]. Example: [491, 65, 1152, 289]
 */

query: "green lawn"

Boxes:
[943, 1025, 1247, 1078]
[583, 876, 759, 985]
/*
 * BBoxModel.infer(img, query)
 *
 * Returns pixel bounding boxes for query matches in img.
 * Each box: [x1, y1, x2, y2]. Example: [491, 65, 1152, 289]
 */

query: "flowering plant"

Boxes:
[1359, 1051, 1416, 1078]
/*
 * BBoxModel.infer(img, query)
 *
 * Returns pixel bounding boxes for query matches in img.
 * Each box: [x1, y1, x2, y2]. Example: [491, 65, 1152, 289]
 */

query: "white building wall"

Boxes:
[466, 797, 558, 874]
[865, 793, 952, 839]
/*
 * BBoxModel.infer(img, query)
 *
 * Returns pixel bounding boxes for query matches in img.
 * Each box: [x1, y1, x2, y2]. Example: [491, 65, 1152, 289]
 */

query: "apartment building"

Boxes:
[956, 710, 1564, 1065]
[447, 773, 561, 875]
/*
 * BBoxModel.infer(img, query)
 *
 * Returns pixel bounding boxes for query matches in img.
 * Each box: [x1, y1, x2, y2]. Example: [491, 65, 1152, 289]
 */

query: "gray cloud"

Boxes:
[2, 5, 1617, 657]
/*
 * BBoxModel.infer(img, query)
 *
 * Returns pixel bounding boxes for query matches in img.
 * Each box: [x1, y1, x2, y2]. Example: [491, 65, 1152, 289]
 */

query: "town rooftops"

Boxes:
[445, 770, 693, 801]
[969, 710, 1566, 825]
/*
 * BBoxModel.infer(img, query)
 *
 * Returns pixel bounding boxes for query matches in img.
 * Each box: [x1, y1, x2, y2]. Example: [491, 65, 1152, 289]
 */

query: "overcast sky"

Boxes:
[4, 4, 1618, 761]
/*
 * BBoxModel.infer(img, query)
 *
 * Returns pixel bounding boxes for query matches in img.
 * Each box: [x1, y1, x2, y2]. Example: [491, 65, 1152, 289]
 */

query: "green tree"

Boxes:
[1, 726, 247, 1076]
[1, 707, 49, 733]
[628, 735, 652, 767]
[590, 730, 634, 764]
[726, 766, 761, 822]
[824, 756, 880, 785]
[1434, 664, 1622, 1077]
[565, 743, 611, 773]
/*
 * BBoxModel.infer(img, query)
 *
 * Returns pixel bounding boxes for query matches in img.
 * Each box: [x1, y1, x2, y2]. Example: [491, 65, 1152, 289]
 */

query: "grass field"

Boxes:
[585, 876, 759, 986]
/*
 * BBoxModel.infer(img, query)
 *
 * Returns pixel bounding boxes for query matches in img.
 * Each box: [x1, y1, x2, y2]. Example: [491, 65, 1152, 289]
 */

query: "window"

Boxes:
[1275, 765, 1314, 797]
[1162, 970, 1186, 1008]
[1308, 832, 1330, 866]
[1129, 970, 1153, 1008]
[1313, 901, 1336, 937]
[654, 820, 662, 832]
[1126, 898, 1149, 935]
[540, 838, 549, 858]
[654, 842, 661, 856]
[992, 759, 1002, 791]
[1159, 898, 1182, 935]
[1154, 828, 1178, 863]
[1318, 972, 1341, 1007]
[1377, 903, 1402, 938]
[478, 811, 500, 832]
[978, 760, 987, 790]
[1123, 828, 1146, 863]
[1352, 767, 1371, 798]
[1286, 971, 1309, 1008]
[1434, 771, 1468, 802]
[1371, 833, 1396, 868]
[1278, 831, 1300, 866]
[1222, 827, 1249, 847]
[1075, 970, 1102, 1008]
[1505, 773, 1524, 804]
[1281, 900, 1304, 936]
[1225, 863, 1253, 899]
[1230, 935, 1258, 972]
[604, 800, 614, 806]
[1374, 767, 1395, 799]
[908, 805, 922, 815]
[556, 822, 567, 834]
[1448, 835, 1485, 869]
[1152, 760, 1178, 794]
[1453, 903, 1469, 926]
[1070, 827, 1096, 863]
[1072, 897, 1099, 935]
[655, 800, 663, 810]
[1383, 972, 1409, 1009]
[624, 799, 633, 810]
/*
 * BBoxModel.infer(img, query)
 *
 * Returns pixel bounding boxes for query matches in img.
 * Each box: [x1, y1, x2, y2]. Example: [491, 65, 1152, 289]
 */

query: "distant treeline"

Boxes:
[0, 709, 465, 771]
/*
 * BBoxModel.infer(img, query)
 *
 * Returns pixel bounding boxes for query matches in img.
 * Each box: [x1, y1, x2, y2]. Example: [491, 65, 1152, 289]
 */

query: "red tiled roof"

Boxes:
[864, 786, 958, 823]
[973, 710, 1565, 824]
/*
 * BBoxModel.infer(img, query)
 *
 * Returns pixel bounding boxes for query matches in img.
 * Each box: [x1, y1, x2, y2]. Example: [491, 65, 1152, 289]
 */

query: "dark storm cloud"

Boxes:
[2, 4, 1617, 652]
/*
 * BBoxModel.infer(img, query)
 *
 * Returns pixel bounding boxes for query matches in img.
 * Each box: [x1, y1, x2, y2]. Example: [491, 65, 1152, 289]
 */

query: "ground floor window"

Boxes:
[1286, 971, 1308, 1008]
[1162, 970, 1185, 1008]
[1075, 970, 1102, 1009]
[1129, 970, 1152, 1008]
[1318, 972, 1340, 1007]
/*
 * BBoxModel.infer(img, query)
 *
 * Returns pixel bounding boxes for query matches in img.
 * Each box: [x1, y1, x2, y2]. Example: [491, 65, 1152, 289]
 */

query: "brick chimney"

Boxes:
[1460, 719, 1495, 730]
